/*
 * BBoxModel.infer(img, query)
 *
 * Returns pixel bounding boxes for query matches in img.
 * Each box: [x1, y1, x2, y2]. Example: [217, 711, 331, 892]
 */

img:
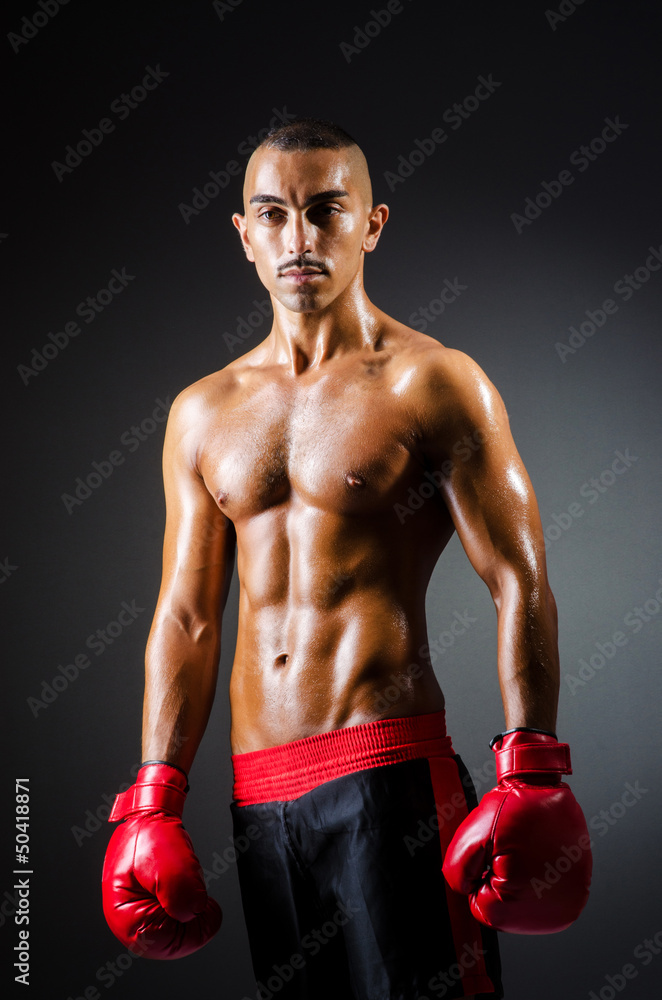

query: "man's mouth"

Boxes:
[278, 258, 327, 281]
[280, 266, 324, 275]
[279, 266, 325, 284]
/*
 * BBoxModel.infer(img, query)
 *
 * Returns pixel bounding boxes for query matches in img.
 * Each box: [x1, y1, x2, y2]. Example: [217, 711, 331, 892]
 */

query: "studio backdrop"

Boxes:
[3, 1, 661, 998]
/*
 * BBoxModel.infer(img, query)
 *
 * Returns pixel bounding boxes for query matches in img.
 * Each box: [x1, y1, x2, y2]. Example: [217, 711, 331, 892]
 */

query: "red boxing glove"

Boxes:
[442, 729, 592, 934]
[102, 762, 222, 959]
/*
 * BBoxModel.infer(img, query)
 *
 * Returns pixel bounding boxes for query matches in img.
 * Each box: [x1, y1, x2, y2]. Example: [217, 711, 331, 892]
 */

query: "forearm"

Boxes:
[495, 578, 560, 732]
[142, 612, 221, 773]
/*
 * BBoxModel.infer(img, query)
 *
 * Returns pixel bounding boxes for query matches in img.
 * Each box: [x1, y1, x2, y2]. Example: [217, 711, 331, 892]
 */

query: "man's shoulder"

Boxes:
[380, 320, 507, 449]
[383, 319, 493, 403]
[162, 358, 256, 470]
[168, 353, 255, 423]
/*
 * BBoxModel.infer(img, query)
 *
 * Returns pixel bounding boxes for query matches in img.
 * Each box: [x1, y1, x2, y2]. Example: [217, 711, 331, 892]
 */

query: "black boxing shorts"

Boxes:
[230, 711, 504, 1000]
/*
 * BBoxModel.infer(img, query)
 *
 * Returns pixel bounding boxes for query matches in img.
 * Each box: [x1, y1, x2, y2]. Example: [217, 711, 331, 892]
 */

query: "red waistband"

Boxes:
[231, 711, 453, 805]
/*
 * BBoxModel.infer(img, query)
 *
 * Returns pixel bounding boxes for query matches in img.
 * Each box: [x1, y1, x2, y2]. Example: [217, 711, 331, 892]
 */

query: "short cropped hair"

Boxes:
[259, 118, 358, 152]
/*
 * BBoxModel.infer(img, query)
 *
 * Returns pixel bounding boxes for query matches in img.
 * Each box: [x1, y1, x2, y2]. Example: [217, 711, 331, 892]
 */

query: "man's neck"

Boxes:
[266, 284, 383, 376]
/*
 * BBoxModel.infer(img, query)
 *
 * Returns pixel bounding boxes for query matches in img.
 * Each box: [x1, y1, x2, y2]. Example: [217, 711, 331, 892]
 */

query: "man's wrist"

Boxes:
[489, 726, 557, 749]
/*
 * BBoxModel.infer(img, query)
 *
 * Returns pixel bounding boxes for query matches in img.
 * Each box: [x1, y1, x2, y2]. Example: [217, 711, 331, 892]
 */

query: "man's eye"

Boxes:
[259, 210, 282, 221]
[311, 205, 340, 217]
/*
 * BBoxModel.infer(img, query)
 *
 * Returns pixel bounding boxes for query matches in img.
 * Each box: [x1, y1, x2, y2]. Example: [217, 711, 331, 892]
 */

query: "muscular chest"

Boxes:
[199, 370, 423, 519]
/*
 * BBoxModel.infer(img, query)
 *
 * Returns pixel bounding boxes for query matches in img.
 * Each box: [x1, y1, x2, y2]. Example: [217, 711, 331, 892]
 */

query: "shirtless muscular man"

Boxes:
[102, 119, 591, 999]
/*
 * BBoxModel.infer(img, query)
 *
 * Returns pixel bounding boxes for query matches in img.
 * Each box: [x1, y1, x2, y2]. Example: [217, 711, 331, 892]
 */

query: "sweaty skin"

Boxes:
[142, 145, 559, 765]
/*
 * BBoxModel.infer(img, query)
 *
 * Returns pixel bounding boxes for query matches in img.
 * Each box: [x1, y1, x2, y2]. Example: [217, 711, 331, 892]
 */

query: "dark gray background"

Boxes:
[3, 1, 661, 997]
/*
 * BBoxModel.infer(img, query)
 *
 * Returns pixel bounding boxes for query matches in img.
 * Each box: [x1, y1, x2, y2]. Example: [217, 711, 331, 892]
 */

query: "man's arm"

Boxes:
[421, 348, 558, 731]
[102, 385, 230, 959]
[142, 385, 236, 772]
[419, 348, 592, 934]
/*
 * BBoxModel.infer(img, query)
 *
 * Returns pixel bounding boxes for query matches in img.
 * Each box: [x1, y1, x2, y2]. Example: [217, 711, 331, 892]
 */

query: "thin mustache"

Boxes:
[278, 257, 327, 274]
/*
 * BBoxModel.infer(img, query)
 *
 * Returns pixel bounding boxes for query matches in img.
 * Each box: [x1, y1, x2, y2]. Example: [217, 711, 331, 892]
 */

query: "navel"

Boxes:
[274, 653, 289, 667]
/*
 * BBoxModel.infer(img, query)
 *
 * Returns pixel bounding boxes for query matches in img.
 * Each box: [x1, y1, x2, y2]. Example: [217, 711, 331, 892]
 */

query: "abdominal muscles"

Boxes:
[228, 501, 447, 752]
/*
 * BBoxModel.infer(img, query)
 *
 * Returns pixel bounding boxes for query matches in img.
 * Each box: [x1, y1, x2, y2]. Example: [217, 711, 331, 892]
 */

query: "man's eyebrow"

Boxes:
[303, 189, 349, 207]
[249, 189, 350, 208]
[249, 194, 287, 206]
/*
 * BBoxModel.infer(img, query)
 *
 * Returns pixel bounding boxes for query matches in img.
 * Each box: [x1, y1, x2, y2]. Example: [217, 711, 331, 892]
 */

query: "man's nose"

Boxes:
[286, 213, 313, 255]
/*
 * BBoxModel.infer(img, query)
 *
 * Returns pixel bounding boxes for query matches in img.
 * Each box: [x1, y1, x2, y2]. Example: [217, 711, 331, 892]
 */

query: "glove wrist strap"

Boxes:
[491, 729, 573, 781]
[139, 759, 189, 782]
[108, 762, 188, 823]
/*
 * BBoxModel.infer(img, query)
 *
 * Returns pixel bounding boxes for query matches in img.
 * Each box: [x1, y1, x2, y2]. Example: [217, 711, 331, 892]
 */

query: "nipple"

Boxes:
[216, 490, 229, 506]
[345, 471, 366, 489]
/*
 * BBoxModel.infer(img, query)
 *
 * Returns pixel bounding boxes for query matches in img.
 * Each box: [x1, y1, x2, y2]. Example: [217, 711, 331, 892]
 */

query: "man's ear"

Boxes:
[232, 212, 255, 262]
[362, 204, 389, 253]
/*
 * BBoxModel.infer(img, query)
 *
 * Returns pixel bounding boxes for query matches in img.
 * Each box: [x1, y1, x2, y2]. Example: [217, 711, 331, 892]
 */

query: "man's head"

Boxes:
[232, 119, 388, 315]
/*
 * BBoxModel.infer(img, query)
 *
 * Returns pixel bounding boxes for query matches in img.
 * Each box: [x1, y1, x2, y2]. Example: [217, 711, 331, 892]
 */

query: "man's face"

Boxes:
[232, 146, 386, 314]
